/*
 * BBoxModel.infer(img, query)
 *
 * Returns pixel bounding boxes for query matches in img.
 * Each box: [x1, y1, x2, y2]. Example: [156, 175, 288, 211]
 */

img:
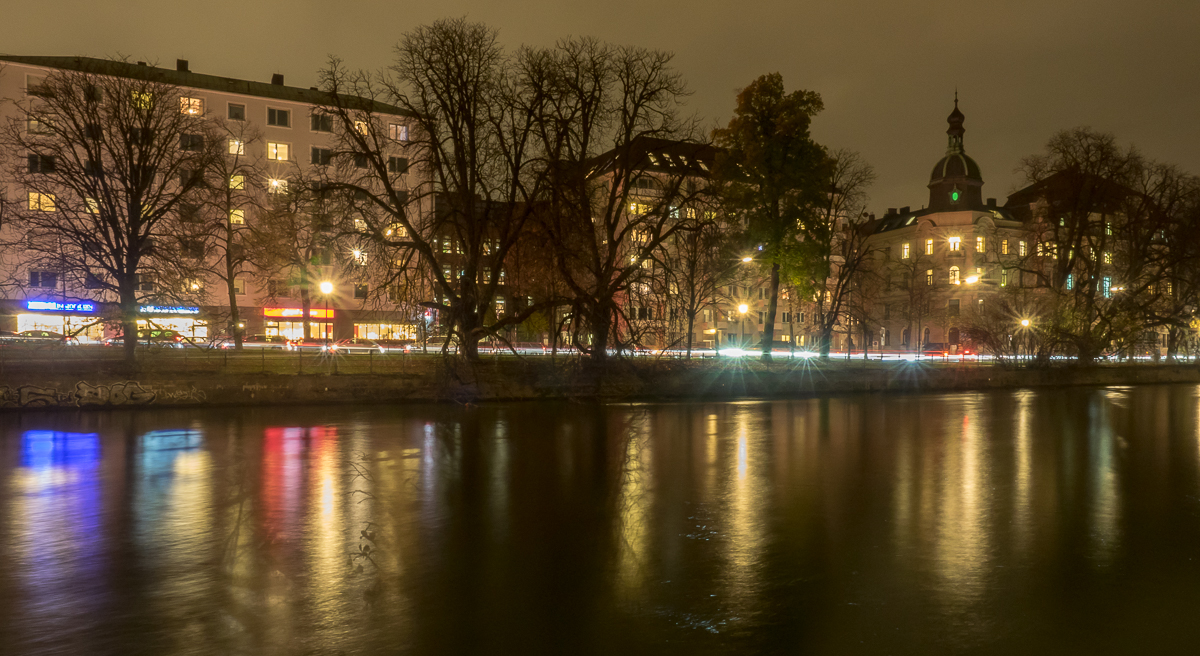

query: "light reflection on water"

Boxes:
[3, 386, 1200, 653]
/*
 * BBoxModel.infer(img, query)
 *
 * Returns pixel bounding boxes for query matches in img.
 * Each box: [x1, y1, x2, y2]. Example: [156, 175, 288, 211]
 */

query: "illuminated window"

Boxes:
[354, 120, 369, 135]
[1001, 239, 1009, 255]
[266, 142, 290, 161]
[384, 223, 408, 238]
[926, 269, 933, 286]
[229, 175, 245, 190]
[268, 178, 287, 194]
[948, 236, 961, 251]
[131, 90, 153, 109]
[442, 237, 452, 254]
[1103, 251, 1112, 264]
[1066, 273, 1073, 290]
[233, 278, 246, 295]
[949, 266, 960, 284]
[901, 243, 910, 259]
[1105, 221, 1113, 236]
[27, 191, 55, 211]
[495, 296, 506, 314]
[1167, 282, 1173, 296]
[925, 239, 934, 255]
[85, 197, 99, 214]
[180, 96, 204, 115]
[267, 108, 290, 127]
[229, 209, 245, 225]
[1018, 240, 1027, 257]
[1102, 276, 1112, 298]
[1001, 269, 1008, 287]
[27, 116, 52, 134]
[976, 236, 985, 252]
[388, 123, 408, 141]
[228, 139, 245, 155]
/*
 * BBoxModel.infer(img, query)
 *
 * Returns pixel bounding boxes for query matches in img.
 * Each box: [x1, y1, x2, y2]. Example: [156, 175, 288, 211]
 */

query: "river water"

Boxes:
[2, 386, 1200, 654]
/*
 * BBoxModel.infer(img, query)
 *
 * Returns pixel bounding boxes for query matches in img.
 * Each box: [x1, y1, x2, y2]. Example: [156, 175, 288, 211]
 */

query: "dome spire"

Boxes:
[946, 93, 965, 154]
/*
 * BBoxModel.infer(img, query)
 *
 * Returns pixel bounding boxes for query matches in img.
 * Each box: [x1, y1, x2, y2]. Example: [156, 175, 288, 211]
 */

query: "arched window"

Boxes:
[949, 266, 960, 284]
[901, 328, 910, 346]
[923, 327, 931, 345]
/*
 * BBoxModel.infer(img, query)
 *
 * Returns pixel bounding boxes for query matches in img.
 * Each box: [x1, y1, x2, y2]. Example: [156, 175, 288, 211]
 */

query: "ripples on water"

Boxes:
[3, 386, 1200, 654]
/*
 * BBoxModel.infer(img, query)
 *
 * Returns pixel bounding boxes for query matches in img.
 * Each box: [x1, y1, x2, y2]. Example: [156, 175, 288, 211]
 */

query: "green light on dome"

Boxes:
[951, 191, 960, 202]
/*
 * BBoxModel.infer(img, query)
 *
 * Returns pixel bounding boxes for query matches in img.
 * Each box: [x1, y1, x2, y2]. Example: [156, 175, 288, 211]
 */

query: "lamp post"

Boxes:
[738, 303, 749, 350]
[1019, 318, 1031, 364]
[319, 281, 333, 352]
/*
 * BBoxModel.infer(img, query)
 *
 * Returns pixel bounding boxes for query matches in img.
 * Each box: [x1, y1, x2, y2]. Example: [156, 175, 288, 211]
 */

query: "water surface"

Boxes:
[3, 386, 1200, 654]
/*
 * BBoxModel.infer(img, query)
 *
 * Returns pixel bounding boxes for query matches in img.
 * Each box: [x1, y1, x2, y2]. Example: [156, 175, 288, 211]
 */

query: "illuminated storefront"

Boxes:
[263, 308, 333, 340]
[137, 305, 206, 339]
[18, 299, 105, 342]
[353, 322, 416, 340]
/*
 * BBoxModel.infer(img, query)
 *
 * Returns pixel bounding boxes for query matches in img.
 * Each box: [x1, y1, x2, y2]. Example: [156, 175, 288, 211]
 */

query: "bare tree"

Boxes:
[0, 62, 224, 364]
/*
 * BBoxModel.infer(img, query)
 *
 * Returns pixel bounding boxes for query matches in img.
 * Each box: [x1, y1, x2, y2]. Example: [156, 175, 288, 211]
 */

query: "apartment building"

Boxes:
[0, 55, 421, 343]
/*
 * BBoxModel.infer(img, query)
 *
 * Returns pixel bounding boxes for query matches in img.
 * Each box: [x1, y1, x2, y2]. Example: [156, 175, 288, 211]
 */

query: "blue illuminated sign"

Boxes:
[26, 300, 96, 313]
[138, 305, 200, 315]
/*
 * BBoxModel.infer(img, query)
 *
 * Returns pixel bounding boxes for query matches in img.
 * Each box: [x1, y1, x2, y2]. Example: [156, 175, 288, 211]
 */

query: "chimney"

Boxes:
[900, 206, 910, 214]
[271, 73, 284, 86]
[136, 61, 147, 66]
[987, 198, 997, 207]
[887, 208, 897, 215]
[176, 59, 189, 72]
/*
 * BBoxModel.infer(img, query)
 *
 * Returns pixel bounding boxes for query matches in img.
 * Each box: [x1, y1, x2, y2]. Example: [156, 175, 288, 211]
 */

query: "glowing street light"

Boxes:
[965, 275, 979, 284]
[319, 281, 334, 349]
[1020, 318, 1030, 327]
[742, 256, 753, 263]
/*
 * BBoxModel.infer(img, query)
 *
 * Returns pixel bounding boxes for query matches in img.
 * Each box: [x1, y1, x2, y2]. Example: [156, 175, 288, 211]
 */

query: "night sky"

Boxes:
[7, 0, 1198, 211]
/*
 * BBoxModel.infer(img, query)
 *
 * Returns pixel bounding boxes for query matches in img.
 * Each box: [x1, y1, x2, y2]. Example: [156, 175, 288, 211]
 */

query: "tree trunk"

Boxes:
[818, 324, 834, 360]
[226, 247, 242, 351]
[120, 282, 139, 367]
[300, 286, 312, 340]
[590, 304, 609, 364]
[685, 311, 695, 360]
[761, 262, 780, 362]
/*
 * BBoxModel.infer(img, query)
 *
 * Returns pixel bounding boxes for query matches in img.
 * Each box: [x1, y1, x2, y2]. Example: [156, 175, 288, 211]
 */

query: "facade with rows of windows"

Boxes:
[0, 56, 426, 344]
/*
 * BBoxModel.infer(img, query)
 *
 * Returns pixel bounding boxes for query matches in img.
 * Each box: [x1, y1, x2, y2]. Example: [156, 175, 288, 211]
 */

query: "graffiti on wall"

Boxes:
[0, 381, 205, 409]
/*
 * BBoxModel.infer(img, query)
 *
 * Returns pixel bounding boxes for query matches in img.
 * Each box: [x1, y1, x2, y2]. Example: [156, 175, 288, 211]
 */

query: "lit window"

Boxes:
[901, 243, 910, 259]
[496, 297, 506, 314]
[949, 266, 960, 284]
[27, 191, 55, 212]
[85, 197, 99, 214]
[228, 140, 245, 155]
[1103, 251, 1112, 264]
[976, 236, 985, 252]
[351, 249, 367, 265]
[926, 269, 933, 286]
[1066, 273, 1074, 290]
[131, 90, 153, 109]
[1105, 222, 1112, 236]
[229, 175, 245, 190]
[1102, 276, 1112, 298]
[1167, 282, 1173, 296]
[1001, 239, 1009, 255]
[948, 236, 961, 251]
[388, 123, 408, 141]
[233, 278, 246, 295]
[1019, 240, 1027, 257]
[229, 209, 245, 225]
[1001, 269, 1008, 287]
[180, 97, 204, 115]
[385, 223, 408, 238]
[266, 142, 290, 161]
[268, 178, 287, 194]
[353, 120, 369, 135]
[925, 239, 934, 255]
[267, 108, 290, 127]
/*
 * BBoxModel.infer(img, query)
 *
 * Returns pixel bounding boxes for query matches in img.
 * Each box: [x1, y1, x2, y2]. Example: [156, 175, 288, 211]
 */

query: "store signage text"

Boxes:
[138, 305, 201, 315]
[26, 300, 96, 313]
[263, 307, 334, 319]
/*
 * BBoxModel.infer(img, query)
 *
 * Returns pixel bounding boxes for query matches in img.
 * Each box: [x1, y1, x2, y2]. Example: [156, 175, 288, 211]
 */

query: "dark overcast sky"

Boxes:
[6, 0, 1199, 211]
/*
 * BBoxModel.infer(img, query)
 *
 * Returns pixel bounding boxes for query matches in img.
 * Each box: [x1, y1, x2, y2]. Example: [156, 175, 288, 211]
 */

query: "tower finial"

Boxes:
[954, 87, 958, 107]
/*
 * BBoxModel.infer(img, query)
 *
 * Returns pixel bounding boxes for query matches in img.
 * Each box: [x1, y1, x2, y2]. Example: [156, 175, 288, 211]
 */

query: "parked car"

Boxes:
[374, 339, 417, 353]
[921, 342, 949, 357]
[331, 338, 386, 354]
[216, 334, 288, 350]
[17, 330, 79, 345]
[104, 330, 185, 348]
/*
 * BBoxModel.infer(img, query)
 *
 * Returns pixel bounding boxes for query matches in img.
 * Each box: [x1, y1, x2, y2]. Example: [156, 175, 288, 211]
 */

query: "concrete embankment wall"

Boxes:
[2, 360, 1200, 411]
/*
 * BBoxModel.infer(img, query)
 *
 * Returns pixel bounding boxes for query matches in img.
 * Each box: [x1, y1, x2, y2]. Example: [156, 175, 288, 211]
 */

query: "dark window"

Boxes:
[83, 84, 100, 103]
[29, 271, 57, 288]
[84, 272, 104, 289]
[228, 103, 245, 121]
[85, 159, 103, 176]
[179, 203, 201, 223]
[267, 108, 290, 127]
[310, 113, 333, 132]
[131, 127, 152, 144]
[354, 284, 369, 300]
[948, 299, 960, 317]
[267, 279, 289, 297]
[388, 156, 409, 174]
[182, 239, 205, 259]
[84, 123, 101, 139]
[354, 154, 368, 169]
[135, 274, 155, 292]
[27, 154, 55, 173]
[311, 147, 331, 166]
[180, 133, 204, 151]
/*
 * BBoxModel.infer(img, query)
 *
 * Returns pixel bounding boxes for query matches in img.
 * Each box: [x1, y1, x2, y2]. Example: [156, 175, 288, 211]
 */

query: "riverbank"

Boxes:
[2, 356, 1199, 410]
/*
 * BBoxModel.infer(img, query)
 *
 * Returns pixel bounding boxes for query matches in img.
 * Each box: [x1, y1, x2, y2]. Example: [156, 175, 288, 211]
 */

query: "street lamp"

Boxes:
[319, 281, 333, 351]
[738, 303, 749, 349]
